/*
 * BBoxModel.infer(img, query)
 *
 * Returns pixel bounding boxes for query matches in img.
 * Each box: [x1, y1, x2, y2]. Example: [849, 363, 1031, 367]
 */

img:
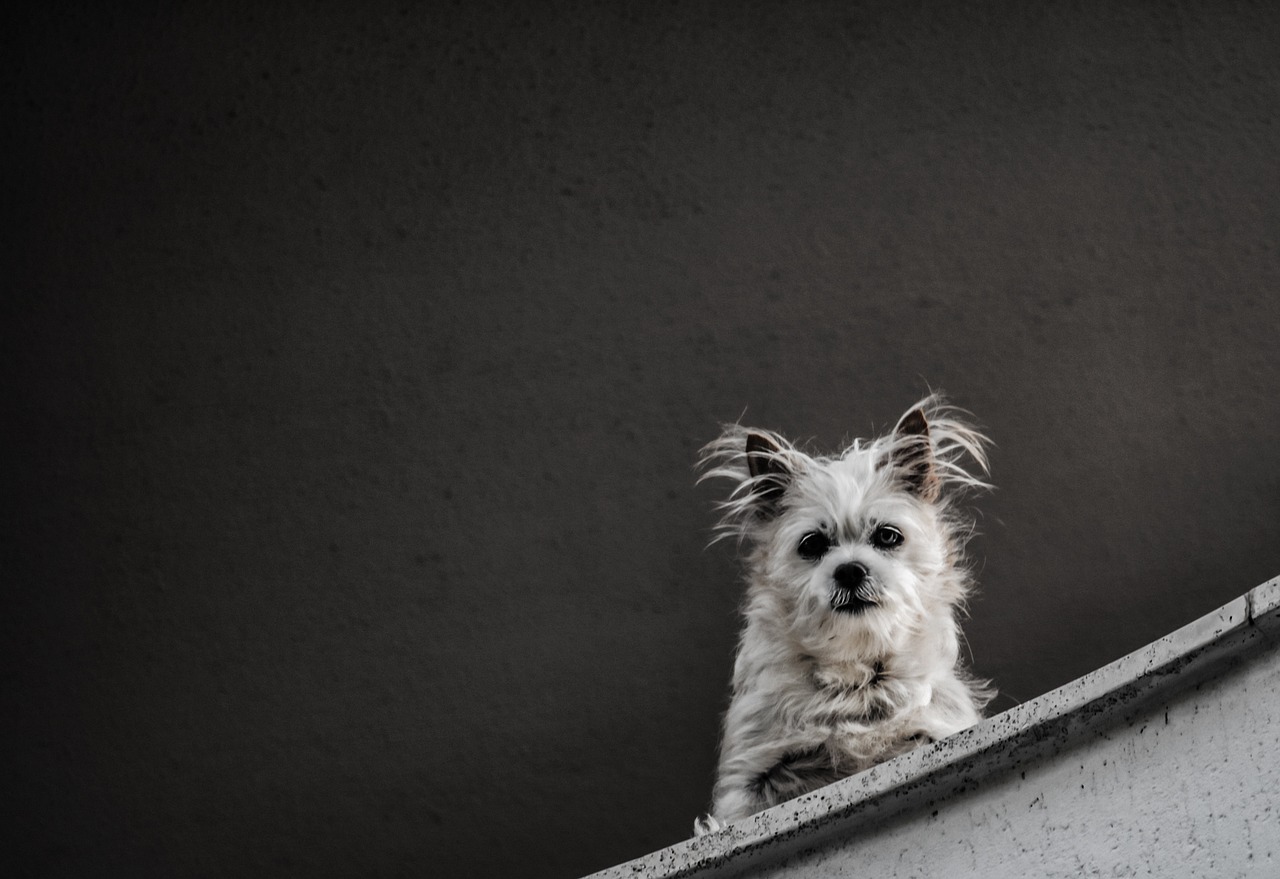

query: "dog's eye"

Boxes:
[871, 525, 904, 549]
[797, 531, 830, 561]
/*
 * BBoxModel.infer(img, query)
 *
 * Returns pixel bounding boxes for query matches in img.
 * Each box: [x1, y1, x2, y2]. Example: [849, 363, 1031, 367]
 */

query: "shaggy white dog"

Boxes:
[694, 396, 994, 834]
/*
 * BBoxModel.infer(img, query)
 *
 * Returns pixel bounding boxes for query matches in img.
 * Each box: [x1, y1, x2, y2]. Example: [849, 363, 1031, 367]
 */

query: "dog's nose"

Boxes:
[832, 562, 868, 588]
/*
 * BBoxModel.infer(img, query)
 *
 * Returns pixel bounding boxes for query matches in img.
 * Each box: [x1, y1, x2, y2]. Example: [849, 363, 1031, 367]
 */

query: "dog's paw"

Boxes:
[693, 813, 725, 837]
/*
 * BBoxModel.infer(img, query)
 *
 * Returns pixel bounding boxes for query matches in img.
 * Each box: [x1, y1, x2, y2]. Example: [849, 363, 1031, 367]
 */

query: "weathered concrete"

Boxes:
[587, 576, 1280, 877]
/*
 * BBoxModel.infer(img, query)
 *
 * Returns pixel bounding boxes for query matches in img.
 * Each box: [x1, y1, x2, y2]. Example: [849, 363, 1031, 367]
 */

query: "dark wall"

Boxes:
[9, 2, 1280, 877]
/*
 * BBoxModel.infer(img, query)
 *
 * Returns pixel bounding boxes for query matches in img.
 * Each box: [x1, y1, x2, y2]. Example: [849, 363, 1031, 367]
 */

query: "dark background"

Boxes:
[8, 2, 1280, 877]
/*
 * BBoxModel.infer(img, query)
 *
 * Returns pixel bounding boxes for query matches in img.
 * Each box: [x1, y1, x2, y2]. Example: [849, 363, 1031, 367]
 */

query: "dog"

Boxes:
[693, 396, 994, 835]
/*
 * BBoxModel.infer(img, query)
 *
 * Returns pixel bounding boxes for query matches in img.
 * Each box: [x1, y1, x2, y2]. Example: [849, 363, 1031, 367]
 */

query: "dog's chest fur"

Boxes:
[742, 648, 936, 752]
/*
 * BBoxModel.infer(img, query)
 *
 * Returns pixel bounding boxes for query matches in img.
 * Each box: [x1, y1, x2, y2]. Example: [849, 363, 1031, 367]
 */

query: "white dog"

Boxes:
[694, 396, 993, 834]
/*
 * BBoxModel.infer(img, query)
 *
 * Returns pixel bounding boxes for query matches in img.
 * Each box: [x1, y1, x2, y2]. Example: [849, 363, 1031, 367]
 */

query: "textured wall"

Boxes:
[8, 2, 1280, 877]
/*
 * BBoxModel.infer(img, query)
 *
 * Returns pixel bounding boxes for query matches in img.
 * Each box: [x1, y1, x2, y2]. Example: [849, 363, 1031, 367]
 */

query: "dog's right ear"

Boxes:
[745, 432, 791, 511]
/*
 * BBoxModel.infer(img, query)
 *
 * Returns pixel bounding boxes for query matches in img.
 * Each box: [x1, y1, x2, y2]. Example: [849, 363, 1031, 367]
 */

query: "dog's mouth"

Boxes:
[830, 586, 878, 615]
[829, 562, 879, 614]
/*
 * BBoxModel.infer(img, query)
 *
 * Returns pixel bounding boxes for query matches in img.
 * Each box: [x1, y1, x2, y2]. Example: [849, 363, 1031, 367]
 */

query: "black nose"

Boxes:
[833, 562, 867, 588]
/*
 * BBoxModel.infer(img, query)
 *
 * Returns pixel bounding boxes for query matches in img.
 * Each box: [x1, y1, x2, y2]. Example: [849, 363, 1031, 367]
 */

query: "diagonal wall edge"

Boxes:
[586, 575, 1280, 878]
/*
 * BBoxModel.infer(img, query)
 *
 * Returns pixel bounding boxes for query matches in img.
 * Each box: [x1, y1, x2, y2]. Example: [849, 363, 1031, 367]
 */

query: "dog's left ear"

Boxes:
[891, 408, 941, 501]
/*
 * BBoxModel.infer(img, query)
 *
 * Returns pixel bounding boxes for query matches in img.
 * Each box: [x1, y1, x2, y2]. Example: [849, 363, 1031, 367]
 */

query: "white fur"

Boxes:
[694, 395, 994, 833]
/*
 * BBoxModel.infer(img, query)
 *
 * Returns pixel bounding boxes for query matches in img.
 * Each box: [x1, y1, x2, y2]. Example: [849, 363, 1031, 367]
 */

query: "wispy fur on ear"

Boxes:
[698, 426, 811, 543]
[745, 432, 790, 509]
[882, 395, 992, 501]
[699, 394, 991, 544]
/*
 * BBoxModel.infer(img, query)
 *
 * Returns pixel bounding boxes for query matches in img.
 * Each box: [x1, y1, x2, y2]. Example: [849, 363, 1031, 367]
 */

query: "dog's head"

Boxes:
[700, 396, 991, 662]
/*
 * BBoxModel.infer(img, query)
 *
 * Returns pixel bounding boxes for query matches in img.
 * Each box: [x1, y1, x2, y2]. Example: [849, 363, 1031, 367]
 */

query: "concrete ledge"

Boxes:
[587, 575, 1280, 878]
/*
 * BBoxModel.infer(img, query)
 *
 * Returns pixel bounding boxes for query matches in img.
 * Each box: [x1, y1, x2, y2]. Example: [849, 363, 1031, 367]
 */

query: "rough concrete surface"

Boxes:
[8, 2, 1280, 877]
[588, 577, 1279, 877]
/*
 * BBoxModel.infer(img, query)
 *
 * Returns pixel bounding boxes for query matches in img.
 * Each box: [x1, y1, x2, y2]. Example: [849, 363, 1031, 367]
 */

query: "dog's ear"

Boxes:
[891, 408, 941, 501]
[745, 432, 791, 512]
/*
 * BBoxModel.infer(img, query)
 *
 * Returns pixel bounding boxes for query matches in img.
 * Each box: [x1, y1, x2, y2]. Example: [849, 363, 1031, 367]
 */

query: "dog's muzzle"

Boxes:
[830, 562, 878, 614]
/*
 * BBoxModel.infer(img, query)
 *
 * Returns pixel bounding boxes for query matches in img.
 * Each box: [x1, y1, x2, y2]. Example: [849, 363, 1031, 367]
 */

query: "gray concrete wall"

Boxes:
[589, 577, 1280, 877]
[8, 3, 1280, 877]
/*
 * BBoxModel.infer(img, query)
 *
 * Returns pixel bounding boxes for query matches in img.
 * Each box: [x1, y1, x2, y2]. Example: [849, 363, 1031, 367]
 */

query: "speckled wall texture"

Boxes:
[8, 2, 1280, 878]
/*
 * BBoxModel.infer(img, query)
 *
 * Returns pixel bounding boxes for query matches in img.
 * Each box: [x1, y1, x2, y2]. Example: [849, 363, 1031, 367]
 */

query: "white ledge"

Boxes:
[587, 574, 1280, 878]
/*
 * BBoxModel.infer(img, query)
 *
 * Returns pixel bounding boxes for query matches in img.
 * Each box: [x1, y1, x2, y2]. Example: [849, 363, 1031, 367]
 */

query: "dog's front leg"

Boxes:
[704, 739, 838, 829]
